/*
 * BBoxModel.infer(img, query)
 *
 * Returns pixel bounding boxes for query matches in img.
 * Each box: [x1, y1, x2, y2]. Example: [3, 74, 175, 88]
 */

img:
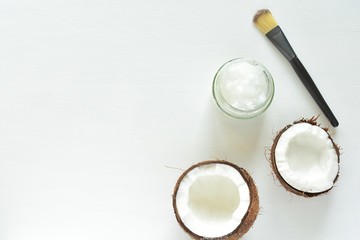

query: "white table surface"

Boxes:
[1, 0, 359, 239]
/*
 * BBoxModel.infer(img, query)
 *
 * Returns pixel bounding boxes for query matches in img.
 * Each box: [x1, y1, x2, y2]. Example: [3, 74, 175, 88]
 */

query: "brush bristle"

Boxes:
[253, 9, 278, 34]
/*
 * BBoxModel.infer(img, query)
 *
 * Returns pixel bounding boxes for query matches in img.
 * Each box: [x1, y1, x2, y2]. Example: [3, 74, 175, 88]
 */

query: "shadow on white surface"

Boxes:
[256, 177, 336, 239]
[206, 97, 267, 167]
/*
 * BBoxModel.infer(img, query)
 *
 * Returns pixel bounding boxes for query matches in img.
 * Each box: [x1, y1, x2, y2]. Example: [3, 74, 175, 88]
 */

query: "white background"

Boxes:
[0, 0, 359, 239]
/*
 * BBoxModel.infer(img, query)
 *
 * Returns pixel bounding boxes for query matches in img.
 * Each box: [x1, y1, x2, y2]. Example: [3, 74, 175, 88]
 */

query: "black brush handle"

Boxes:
[290, 57, 339, 127]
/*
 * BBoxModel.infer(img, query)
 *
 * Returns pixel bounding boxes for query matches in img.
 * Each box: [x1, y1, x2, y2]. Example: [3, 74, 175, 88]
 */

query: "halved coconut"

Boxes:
[172, 160, 259, 240]
[270, 117, 340, 197]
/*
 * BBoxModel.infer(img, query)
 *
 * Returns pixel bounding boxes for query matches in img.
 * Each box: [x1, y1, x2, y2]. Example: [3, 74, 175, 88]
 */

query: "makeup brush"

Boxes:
[253, 9, 339, 127]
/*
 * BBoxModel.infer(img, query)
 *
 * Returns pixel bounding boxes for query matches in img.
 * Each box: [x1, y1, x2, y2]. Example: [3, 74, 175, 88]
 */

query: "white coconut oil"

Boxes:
[213, 58, 274, 118]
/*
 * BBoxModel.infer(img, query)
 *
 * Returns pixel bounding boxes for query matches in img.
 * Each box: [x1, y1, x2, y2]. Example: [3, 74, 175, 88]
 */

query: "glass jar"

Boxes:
[212, 58, 274, 119]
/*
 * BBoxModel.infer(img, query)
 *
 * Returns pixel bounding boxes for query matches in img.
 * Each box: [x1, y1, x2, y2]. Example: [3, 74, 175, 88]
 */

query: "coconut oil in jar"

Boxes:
[212, 58, 274, 119]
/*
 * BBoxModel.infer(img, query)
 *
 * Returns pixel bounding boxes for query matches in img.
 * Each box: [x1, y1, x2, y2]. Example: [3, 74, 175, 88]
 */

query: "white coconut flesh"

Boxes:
[175, 163, 250, 238]
[275, 123, 339, 193]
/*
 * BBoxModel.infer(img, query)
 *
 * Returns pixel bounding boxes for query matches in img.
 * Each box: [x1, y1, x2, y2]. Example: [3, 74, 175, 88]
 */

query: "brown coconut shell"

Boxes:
[270, 117, 340, 197]
[172, 160, 259, 240]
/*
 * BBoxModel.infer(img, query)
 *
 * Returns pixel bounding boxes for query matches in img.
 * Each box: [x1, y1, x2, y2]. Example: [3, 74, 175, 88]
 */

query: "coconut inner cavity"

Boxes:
[188, 175, 240, 222]
[175, 163, 251, 238]
[286, 132, 328, 175]
[275, 122, 339, 193]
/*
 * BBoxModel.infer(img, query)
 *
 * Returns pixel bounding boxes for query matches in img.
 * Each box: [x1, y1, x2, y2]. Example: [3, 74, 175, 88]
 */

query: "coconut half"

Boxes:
[172, 160, 259, 240]
[270, 117, 340, 197]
